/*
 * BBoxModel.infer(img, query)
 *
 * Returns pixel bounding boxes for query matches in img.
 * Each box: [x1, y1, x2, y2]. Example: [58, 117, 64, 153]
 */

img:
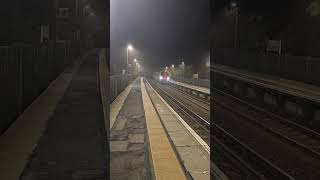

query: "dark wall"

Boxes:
[0, 0, 109, 134]
[0, 0, 55, 45]
[212, 0, 320, 57]
[214, 49, 320, 86]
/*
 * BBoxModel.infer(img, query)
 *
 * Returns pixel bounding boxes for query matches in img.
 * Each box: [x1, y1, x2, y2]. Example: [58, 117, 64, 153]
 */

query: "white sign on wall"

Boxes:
[267, 40, 281, 55]
[193, 74, 199, 79]
[40, 25, 49, 43]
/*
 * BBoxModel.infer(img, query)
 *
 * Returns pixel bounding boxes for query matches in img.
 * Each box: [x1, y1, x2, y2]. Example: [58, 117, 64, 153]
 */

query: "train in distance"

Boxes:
[153, 69, 170, 84]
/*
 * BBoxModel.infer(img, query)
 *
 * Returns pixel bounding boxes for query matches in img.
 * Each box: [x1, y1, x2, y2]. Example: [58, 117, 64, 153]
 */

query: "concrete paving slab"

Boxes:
[110, 78, 149, 180]
[157, 114, 178, 122]
[168, 131, 200, 147]
[162, 121, 185, 132]
[176, 146, 210, 171]
[110, 83, 133, 130]
[110, 150, 146, 180]
[154, 103, 171, 115]
[110, 141, 129, 152]
[128, 134, 145, 144]
[113, 116, 127, 130]
[127, 143, 145, 151]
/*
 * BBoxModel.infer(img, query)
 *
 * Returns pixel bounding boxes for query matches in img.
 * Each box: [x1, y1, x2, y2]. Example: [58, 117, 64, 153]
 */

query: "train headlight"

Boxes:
[167, 77, 170, 81]
[159, 76, 163, 80]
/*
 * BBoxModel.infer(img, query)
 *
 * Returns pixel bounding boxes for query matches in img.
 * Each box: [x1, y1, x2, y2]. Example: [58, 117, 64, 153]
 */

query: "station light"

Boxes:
[126, 44, 133, 66]
[206, 60, 210, 67]
[231, 2, 237, 7]
[171, 64, 174, 68]
[127, 45, 133, 51]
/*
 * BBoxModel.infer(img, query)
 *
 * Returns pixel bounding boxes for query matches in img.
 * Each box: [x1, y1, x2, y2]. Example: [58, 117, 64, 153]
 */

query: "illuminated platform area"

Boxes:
[110, 77, 217, 180]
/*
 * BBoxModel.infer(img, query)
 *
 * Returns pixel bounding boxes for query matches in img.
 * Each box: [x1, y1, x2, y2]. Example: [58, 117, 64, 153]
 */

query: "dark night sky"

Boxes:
[111, 0, 210, 73]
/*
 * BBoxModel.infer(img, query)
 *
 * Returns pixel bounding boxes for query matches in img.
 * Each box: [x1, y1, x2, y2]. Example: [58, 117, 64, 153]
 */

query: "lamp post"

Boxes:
[76, 0, 78, 16]
[181, 61, 185, 79]
[231, 2, 240, 48]
[126, 44, 133, 68]
[83, 5, 89, 16]
[133, 59, 138, 75]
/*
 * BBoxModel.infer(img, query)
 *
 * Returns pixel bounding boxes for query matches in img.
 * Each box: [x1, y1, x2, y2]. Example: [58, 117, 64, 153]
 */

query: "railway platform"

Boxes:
[169, 79, 210, 103]
[170, 79, 210, 95]
[110, 77, 220, 180]
[0, 49, 108, 180]
[213, 64, 320, 104]
[213, 64, 320, 125]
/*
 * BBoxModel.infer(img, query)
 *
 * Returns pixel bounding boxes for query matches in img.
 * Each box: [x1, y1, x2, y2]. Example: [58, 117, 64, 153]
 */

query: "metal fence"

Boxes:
[172, 77, 210, 88]
[0, 40, 91, 134]
[109, 74, 136, 102]
[214, 48, 320, 86]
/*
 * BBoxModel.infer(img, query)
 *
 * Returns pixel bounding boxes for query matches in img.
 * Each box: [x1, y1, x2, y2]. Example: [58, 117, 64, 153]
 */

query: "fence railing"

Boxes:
[0, 40, 91, 134]
[109, 74, 136, 102]
[214, 48, 320, 87]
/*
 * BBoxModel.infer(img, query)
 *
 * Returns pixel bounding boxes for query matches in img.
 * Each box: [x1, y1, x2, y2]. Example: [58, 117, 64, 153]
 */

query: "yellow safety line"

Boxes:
[141, 77, 187, 180]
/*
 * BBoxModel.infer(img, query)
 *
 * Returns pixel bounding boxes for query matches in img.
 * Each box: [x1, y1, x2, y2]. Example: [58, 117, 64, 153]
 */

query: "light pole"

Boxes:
[181, 61, 185, 79]
[126, 44, 133, 68]
[133, 59, 138, 75]
[136, 63, 141, 76]
[83, 5, 89, 16]
[231, 2, 239, 48]
[235, 12, 238, 48]
[75, 0, 79, 16]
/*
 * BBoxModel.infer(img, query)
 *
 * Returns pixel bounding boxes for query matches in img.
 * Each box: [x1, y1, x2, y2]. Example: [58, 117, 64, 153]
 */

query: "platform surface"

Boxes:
[109, 77, 231, 180]
[141, 78, 187, 180]
[110, 82, 133, 130]
[170, 79, 210, 95]
[109, 78, 150, 180]
[0, 49, 108, 180]
[214, 64, 320, 103]
[144, 78, 210, 180]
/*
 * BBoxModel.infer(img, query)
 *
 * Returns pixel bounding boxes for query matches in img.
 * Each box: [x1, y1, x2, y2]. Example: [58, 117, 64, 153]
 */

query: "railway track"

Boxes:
[212, 123, 294, 180]
[147, 79, 209, 143]
[213, 87, 320, 179]
[148, 79, 293, 180]
[214, 88, 320, 159]
[166, 82, 210, 111]
[168, 83, 210, 108]
[161, 82, 210, 120]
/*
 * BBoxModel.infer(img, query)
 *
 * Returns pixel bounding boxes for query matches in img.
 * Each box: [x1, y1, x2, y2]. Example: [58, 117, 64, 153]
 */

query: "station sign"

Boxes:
[193, 74, 199, 79]
[267, 40, 281, 55]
